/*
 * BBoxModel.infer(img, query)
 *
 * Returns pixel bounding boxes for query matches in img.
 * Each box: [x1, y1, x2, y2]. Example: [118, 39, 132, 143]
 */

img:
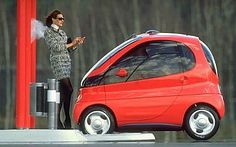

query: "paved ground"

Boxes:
[0, 129, 235, 147]
[0, 142, 236, 147]
[0, 129, 154, 145]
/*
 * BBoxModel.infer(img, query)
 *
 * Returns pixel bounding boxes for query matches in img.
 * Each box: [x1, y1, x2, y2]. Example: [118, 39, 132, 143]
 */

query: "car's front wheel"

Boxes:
[184, 105, 220, 140]
[80, 106, 115, 134]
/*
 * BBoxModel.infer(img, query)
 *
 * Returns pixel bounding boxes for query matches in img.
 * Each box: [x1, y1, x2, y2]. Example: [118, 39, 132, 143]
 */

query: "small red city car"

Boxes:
[73, 30, 225, 140]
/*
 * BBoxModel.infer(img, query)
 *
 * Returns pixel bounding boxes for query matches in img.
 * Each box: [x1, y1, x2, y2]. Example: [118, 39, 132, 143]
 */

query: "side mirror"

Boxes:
[116, 68, 128, 77]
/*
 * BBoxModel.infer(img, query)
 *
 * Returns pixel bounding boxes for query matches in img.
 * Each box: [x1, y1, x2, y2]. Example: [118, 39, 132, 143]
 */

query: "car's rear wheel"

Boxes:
[80, 106, 115, 134]
[184, 105, 220, 140]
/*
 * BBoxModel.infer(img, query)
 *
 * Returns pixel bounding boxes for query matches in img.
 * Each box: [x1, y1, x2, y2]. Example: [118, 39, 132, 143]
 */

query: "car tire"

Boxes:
[184, 105, 220, 140]
[80, 106, 115, 135]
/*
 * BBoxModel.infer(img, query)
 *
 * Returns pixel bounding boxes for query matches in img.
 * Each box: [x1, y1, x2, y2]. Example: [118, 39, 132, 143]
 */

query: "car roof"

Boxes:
[138, 32, 199, 41]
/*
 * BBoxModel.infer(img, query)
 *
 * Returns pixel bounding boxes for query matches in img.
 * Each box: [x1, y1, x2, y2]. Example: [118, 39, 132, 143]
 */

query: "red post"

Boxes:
[16, 0, 26, 128]
[31, 0, 36, 82]
[30, 0, 36, 128]
[16, 0, 37, 128]
[24, 0, 32, 128]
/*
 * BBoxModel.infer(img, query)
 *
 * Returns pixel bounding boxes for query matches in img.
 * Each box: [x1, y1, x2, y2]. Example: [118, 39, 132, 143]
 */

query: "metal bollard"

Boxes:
[47, 79, 57, 129]
[55, 81, 60, 128]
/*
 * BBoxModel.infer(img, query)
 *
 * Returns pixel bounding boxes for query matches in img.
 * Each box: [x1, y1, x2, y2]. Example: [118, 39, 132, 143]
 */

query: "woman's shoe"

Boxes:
[64, 119, 71, 129]
[58, 120, 64, 129]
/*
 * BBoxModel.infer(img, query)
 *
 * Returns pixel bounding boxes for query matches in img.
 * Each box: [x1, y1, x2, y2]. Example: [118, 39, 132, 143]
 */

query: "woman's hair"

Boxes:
[45, 9, 63, 27]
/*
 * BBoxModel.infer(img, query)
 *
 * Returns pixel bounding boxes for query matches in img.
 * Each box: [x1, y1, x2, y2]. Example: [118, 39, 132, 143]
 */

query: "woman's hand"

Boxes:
[74, 37, 85, 45]
[67, 36, 85, 48]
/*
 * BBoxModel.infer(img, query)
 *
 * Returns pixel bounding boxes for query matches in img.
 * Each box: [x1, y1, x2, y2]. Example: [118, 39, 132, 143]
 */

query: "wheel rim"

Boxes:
[189, 109, 216, 136]
[84, 111, 111, 134]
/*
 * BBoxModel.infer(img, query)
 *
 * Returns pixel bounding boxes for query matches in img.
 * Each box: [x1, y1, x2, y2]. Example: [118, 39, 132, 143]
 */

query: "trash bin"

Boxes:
[30, 82, 48, 117]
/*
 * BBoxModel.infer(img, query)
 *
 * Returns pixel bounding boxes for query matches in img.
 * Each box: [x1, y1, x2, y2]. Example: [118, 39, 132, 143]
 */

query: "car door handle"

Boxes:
[180, 76, 188, 83]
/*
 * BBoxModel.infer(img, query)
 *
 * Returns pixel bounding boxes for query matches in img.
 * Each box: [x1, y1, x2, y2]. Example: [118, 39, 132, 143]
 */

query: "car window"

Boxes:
[179, 43, 196, 71]
[128, 41, 182, 81]
[201, 41, 218, 75]
[101, 41, 196, 84]
[101, 44, 148, 85]
[80, 36, 142, 87]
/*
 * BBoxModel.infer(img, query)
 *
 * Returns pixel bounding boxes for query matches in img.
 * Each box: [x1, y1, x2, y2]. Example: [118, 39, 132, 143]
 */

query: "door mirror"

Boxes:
[116, 68, 128, 77]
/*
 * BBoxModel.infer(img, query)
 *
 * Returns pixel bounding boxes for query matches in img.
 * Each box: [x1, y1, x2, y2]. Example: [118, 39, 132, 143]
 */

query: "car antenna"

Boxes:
[146, 30, 160, 35]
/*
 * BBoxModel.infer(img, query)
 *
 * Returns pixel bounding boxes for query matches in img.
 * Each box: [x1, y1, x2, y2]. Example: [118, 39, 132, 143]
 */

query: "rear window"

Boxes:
[201, 41, 218, 75]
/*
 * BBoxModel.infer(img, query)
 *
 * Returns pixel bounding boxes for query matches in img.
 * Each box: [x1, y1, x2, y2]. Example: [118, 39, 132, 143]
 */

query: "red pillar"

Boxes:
[24, 0, 32, 128]
[16, 0, 26, 128]
[16, 0, 36, 128]
[30, 0, 36, 128]
[31, 0, 36, 82]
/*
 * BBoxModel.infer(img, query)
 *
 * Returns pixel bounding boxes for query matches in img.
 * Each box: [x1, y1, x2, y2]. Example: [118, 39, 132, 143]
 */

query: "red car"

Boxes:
[73, 30, 225, 140]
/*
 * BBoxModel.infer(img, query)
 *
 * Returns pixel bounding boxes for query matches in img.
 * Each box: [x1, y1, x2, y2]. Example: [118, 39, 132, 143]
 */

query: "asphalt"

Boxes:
[0, 142, 236, 147]
[0, 129, 235, 147]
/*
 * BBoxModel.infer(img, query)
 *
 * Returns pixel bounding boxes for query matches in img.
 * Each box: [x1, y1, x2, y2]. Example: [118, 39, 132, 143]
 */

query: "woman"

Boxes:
[44, 10, 84, 129]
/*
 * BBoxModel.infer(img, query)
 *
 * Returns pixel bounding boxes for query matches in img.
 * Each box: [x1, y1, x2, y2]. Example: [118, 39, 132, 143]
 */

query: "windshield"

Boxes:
[81, 36, 142, 86]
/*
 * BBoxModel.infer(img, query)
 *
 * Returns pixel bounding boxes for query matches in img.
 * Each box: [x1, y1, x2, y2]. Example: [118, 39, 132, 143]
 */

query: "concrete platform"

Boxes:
[0, 129, 155, 143]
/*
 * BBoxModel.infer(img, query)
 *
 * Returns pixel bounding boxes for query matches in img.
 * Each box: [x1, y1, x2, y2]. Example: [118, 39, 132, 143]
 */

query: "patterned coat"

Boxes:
[44, 27, 71, 80]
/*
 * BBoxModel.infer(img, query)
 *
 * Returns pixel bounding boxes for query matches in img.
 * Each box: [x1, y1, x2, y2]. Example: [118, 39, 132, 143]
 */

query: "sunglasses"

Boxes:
[57, 17, 64, 21]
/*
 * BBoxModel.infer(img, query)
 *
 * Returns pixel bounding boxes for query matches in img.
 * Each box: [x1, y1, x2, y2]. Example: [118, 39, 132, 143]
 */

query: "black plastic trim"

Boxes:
[117, 123, 182, 132]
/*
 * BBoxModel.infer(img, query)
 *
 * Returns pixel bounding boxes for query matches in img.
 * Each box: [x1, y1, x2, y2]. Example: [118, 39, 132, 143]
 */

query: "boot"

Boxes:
[64, 119, 71, 129]
[58, 120, 64, 129]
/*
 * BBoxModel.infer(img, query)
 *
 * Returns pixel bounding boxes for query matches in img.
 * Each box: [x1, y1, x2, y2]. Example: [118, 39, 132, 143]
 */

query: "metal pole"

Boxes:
[55, 81, 60, 129]
[47, 79, 57, 129]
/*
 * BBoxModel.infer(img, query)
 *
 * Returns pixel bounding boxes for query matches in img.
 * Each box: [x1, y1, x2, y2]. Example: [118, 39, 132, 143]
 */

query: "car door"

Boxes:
[103, 41, 184, 122]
